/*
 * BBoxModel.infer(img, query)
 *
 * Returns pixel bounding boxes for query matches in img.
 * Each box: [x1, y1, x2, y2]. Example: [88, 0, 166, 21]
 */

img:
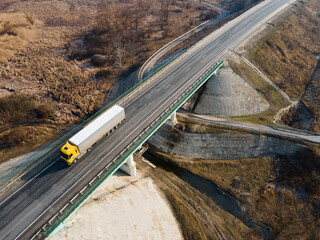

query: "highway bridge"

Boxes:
[0, 0, 296, 239]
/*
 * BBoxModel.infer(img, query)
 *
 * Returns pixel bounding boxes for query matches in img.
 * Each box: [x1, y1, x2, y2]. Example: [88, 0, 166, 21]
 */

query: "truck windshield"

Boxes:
[60, 151, 70, 160]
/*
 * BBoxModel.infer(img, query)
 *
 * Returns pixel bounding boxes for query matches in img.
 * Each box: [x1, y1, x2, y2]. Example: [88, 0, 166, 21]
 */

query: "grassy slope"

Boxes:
[246, 0, 320, 99]
[156, 150, 273, 202]
[292, 62, 320, 132]
[227, 59, 291, 125]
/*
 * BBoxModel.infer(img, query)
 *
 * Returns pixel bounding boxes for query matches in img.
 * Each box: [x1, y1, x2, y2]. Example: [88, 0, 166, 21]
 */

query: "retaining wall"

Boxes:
[148, 124, 303, 160]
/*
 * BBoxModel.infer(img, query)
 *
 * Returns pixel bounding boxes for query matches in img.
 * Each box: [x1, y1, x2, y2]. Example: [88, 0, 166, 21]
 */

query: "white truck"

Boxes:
[60, 105, 125, 165]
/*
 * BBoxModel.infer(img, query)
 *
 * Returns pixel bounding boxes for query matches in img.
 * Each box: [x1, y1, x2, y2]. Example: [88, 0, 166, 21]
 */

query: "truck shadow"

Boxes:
[21, 158, 69, 181]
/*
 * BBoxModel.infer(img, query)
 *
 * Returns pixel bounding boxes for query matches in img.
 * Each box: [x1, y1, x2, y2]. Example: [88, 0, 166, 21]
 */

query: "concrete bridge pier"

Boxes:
[120, 154, 136, 176]
[167, 111, 177, 125]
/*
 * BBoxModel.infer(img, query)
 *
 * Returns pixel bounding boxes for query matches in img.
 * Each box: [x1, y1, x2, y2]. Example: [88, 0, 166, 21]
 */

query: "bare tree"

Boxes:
[234, 0, 251, 11]
[115, 41, 124, 69]
[159, 0, 172, 37]
[126, 40, 138, 64]
[134, 0, 140, 32]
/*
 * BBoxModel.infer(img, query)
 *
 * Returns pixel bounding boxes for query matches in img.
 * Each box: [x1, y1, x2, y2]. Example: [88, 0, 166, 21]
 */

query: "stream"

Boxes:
[144, 151, 272, 240]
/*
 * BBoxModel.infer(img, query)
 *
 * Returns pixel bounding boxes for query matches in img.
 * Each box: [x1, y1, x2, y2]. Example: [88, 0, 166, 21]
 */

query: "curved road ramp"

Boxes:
[0, 0, 297, 239]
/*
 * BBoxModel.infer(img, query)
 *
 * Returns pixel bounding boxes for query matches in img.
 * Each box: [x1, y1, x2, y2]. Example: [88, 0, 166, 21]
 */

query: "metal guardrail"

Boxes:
[0, 50, 186, 193]
[266, 125, 320, 136]
[31, 60, 224, 239]
[180, 116, 320, 145]
[137, 20, 209, 80]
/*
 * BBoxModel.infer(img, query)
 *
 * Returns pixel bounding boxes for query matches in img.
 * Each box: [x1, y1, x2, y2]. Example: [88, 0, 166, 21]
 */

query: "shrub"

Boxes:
[91, 54, 107, 66]
[69, 49, 88, 60]
[36, 103, 55, 119]
[95, 68, 111, 79]
[0, 21, 17, 36]
[0, 94, 36, 123]
[87, 47, 105, 56]
[200, 10, 218, 21]
[0, 94, 55, 124]
[24, 13, 35, 25]
[7, 128, 28, 147]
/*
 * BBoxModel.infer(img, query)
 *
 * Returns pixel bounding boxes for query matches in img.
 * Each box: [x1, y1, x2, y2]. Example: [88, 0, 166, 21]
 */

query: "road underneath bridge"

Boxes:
[0, 0, 296, 239]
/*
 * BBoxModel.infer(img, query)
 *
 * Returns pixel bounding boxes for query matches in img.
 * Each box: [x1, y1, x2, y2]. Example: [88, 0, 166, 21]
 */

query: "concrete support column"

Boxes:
[167, 111, 177, 125]
[127, 154, 134, 166]
[120, 154, 136, 176]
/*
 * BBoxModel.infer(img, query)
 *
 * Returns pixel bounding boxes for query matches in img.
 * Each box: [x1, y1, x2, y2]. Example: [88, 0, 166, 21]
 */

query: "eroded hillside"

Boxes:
[291, 61, 320, 132]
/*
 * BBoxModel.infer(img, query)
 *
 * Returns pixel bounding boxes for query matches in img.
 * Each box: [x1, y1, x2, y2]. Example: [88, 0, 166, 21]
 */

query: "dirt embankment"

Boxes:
[148, 119, 320, 239]
[141, 156, 261, 240]
[291, 61, 320, 132]
[245, 0, 320, 99]
[226, 57, 292, 125]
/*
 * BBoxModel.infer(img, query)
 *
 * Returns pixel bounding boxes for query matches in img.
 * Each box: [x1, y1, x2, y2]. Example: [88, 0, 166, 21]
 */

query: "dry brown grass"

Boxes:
[0, 94, 59, 162]
[75, 0, 219, 73]
[0, 13, 38, 62]
[0, 1, 115, 163]
[0, 94, 55, 124]
[149, 166, 260, 240]
[291, 62, 320, 132]
[250, 146, 320, 239]
[226, 58, 291, 125]
[152, 145, 320, 239]
[246, 0, 320, 98]
[155, 150, 273, 201]
[0, 124, 60, 163]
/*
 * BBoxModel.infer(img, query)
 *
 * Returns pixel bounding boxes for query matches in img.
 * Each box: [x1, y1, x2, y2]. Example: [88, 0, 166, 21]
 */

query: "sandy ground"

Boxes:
[48, 171, 183, 240]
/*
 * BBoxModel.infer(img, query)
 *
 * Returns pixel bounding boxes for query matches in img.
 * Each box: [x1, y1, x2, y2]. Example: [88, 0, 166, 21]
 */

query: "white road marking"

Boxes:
[13, 0, 298, 238]
[140, 103, 147, 109]
[164, 84, 172, 90]
[15, 68, 189, 240]
[0, 158, 60, 207]
[185, 67, 190, 72]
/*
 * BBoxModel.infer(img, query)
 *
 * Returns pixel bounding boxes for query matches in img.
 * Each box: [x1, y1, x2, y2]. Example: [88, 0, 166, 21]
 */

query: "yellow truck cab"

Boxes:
[60, 142, 80, 165]
[60, 105, 125, 166]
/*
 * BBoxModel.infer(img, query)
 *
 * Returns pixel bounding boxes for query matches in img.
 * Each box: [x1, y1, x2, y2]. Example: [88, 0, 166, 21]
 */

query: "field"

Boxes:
[0, 0, 218, 162]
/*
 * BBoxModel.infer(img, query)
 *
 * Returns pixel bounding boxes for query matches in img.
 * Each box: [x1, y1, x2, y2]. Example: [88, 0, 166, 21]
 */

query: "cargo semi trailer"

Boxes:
[60, 105, 125, 165]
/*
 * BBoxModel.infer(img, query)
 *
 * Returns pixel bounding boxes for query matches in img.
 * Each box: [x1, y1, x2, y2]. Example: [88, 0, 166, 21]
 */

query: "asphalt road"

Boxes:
[0, 0, 295, 239]
[179, 113, 320, 144]
[140, 0, 229, 79]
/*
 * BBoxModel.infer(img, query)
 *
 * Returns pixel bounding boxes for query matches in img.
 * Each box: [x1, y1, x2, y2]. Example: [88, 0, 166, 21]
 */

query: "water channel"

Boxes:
[144, 150, 272, 240]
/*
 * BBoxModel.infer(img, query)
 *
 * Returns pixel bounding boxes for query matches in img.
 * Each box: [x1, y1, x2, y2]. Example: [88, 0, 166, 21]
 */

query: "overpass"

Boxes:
[0, 0, 296, 239]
